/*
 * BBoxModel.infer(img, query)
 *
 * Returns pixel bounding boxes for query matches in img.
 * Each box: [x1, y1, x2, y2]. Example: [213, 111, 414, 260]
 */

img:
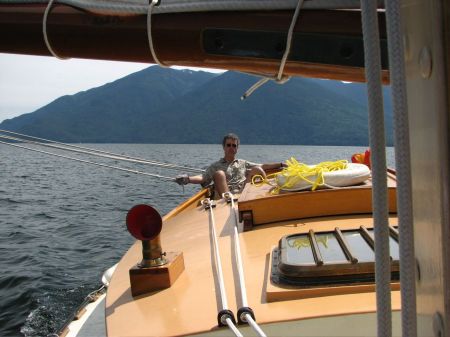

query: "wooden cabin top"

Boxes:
[238, 171, 397, 228]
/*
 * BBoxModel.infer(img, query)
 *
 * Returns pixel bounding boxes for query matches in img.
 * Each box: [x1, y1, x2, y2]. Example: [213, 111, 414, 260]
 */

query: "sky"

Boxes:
[0, 53, 223, 123]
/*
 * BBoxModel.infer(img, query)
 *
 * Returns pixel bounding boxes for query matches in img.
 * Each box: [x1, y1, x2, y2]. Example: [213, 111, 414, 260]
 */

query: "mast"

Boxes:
[402, 0, 450, 335]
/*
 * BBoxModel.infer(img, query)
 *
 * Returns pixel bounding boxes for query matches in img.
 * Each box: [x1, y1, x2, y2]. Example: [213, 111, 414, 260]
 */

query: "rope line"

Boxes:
[224, 192, 267, 337]
[252, 158, 348, 193]
[361, 1, 392, 336]
[208, 200, 228, 309]
[0, 139, 175, 181]
[147, 0, 168, 67]
[43, 0, 69, 59]
[203, 199, 228, 308]
[245, 314, 266, 337]
[241, 0, 304, 100]
[2, 0, 385, 16]
[241, 78, 270, 100]
[0, 129, 204, 173]
[226, 318, 243, 337]
[277, 0, 304, 81]
[277, 158, 347, 191]
[385, 2, 417, 336]
[224, 193, 248, 306]
[202, 199, 242, 337]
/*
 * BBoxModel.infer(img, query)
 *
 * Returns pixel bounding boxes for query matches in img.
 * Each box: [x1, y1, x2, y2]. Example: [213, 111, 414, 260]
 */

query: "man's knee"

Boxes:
[213, 170, 226, 181]
[213, 170, 229, 197]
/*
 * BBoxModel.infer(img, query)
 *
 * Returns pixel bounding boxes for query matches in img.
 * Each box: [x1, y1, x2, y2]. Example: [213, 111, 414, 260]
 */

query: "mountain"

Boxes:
[1, 67, 216, 142]
[307, 78, 393, 138]
[0, 67, 393, 145]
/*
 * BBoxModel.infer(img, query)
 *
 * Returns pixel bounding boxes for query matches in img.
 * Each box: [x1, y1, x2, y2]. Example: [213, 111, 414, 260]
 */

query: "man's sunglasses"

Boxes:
[226, 144, 238, 148]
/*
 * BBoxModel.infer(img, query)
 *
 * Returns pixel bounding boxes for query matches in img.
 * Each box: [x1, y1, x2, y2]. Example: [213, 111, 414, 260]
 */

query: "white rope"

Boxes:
[385, 2, 417, 337]
[204, 199, 228, 309]
[226, 318, 244, 337]
[224, 193, 248, 306]
[360, 1, 391, 337]
[224, 192, 267, 337]
[147, 0, 168, 67]
[201, 199, 243, 337]
[241, 78, 270, 100]
[277, 0, 304, 81]
[241, 75, 290, 100]
[241, 0, 303, 100]
[245, 314, 266, 337]
[42, 0, 69, 59]
[0, 139, 175, 181]
[0, 129, 204, 173]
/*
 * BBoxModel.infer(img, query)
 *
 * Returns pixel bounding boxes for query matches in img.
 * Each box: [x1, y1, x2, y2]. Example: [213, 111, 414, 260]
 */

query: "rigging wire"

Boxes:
[0, 139, 175, 181]
[0, 129, 204, 173]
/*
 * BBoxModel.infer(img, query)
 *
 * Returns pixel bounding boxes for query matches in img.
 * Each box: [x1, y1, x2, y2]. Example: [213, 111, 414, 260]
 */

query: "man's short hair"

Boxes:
[222, 133, 240, 147]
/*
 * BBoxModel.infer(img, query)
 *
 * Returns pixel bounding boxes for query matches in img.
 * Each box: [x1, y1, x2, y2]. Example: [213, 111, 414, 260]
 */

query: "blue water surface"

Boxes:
[0, 144, 394, 336]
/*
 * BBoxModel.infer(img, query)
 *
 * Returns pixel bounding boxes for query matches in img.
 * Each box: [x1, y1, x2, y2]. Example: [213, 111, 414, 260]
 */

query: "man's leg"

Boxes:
[213, 170, 229, 197]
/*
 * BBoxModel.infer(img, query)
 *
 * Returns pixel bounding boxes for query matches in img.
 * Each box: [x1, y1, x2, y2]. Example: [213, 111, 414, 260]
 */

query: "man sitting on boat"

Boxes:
[175, 133, 285, 197]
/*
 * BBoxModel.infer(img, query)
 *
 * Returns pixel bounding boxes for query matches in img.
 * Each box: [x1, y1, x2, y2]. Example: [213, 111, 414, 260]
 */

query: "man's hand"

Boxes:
[175, 174, 190, 185]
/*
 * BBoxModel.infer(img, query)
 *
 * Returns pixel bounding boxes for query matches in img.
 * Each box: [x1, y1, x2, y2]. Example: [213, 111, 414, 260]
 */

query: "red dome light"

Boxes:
[126, 204, 162, 241]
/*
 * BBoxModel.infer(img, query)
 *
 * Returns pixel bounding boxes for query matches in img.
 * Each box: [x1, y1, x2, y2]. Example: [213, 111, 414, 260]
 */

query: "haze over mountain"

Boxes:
[0, 67, 393, 145]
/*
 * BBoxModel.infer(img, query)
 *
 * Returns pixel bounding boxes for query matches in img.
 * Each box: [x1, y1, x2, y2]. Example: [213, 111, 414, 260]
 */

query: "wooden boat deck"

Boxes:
[105, 182, 400, 337]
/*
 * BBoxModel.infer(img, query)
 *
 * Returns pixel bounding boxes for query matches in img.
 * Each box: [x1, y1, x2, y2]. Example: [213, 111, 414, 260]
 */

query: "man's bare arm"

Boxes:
[261, 162, 286, 171]
[187, 174, 205, 184]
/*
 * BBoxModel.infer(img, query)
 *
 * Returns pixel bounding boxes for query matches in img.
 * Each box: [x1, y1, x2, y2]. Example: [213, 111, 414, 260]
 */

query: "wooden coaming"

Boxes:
[238, 173, 397, 227]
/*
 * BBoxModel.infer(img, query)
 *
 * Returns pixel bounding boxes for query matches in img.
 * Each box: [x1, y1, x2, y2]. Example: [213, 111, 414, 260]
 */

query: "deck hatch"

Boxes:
[313, 231, 347, 264]
[272, 226, 399, 287]
[342, 230, 375, 263]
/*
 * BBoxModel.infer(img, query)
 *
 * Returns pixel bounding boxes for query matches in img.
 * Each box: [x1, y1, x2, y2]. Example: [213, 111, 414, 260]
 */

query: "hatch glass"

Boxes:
[273, 225, 399, 286]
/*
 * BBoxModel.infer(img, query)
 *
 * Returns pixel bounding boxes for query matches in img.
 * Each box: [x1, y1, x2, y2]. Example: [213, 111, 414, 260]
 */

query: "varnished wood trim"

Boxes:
[163, 189, 208, 221]
[335, 227, 358, 263]
[241, 211, 254, 232]
[309, 229, 324, 266]
[389, 225, 399, 241]
[0, 4, 389, 83]
[359, 225, 374, 250]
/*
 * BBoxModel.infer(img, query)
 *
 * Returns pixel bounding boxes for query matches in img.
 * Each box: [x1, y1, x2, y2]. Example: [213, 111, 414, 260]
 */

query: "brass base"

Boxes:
[129, 252, 184, 297]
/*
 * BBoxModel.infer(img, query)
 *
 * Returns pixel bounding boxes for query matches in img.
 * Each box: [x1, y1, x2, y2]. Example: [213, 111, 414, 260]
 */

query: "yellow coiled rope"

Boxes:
[252, 157, 348, 194]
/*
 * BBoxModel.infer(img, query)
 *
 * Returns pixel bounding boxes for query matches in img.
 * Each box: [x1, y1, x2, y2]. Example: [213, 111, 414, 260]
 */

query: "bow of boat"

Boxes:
[104, 173, 401, 337]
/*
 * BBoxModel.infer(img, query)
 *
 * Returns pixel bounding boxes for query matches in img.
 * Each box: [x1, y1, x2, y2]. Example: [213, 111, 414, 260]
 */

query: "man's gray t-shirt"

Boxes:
[202, 158, 259, 192]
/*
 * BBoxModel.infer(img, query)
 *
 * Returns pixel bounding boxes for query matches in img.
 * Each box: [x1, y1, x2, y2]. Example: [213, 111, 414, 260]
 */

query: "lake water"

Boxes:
[0, 143, 394, 336]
